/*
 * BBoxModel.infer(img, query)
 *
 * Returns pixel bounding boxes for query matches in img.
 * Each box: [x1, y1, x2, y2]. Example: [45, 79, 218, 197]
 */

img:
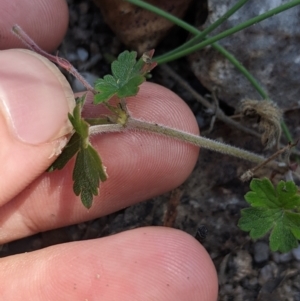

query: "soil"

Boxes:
[1, 1, 300, 300]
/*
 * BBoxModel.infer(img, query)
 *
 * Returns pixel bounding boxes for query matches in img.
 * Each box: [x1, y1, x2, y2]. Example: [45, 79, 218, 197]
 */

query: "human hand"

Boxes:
[0, 0, 218, 300]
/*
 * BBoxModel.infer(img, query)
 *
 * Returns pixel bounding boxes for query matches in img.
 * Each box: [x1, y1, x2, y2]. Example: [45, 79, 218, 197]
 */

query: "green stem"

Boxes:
[85, 117, 113, 126]
[155, 0, 300, 63]
[126, 0, 296, 141]
[89, 123, 123, 135]
[125, 0, 268, 99]
[212, 44, 269, 99]
[151, 0, 251, 60]
[281, 121, 293, 143]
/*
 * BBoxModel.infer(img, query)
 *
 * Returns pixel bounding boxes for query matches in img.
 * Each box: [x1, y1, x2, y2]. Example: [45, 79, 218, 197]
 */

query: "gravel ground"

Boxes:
[1, 1, 300, 300]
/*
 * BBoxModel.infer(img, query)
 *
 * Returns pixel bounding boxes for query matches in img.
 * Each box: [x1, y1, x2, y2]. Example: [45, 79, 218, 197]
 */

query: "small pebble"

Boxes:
[233, 251, 253, 282]
[65, 51, 78, 62]
[78, 2, 89, 14]
[292, 245, 300, 261]
[258, 263, 277, 285]
[293, 275, 300, 289]
[254, 242, 269, 263]
[72, 72, 98, 92]
[77, 47, 89, 62]
[273, 251, 293, 263]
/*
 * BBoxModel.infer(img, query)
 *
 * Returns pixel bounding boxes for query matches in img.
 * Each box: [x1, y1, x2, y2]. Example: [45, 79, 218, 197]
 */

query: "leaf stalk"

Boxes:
[90, 117, 266, 164]
[12, 25, 96, 94]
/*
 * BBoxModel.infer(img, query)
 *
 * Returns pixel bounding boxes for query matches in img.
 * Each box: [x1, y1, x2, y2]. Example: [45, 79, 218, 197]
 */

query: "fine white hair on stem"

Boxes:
[89, 124, 124, 136]
[89, 116, 267, 164]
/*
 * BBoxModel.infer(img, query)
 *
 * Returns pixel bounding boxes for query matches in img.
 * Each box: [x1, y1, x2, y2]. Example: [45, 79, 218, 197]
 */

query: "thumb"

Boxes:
[0, 49, 75, 205]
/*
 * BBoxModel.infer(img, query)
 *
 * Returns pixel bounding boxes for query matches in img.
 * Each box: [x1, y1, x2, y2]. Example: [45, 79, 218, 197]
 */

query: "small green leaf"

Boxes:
[276, 181, 300, 209]
[245, 178, 277, 208]
[94, 50, 156, 104]
[111, 50, 138, 80]
[239, 207, 281, 239]
[48, 94, 108, 208]
[73, 144, 107, 209]
[238, 178, 300, 253]
[269, 218, 298, 253]
[69, 98, 108, 208]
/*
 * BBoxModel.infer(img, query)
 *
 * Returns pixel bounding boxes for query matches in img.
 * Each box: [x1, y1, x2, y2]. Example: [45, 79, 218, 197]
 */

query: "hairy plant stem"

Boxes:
[159, 64, 300, 157]
[159, 64, 261, 137]
[89, 123, 123, 135]
[90, 117, 266, 164]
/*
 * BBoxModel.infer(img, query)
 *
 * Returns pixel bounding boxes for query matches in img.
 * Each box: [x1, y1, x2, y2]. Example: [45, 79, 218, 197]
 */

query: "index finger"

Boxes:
[0, 82, 200, 244]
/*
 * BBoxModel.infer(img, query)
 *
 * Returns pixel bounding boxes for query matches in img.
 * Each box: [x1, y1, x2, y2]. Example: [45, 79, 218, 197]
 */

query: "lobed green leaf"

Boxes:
[73, 144, 107, 209]
[94, 50, 156, 104]
[238, 207, 281, 239]
[48, 95, 108, 208]
[269, 219, 299, 253]
[245, 178, 277, 208]
[239, 178, 300, 253]
[276, 180, 300, 209]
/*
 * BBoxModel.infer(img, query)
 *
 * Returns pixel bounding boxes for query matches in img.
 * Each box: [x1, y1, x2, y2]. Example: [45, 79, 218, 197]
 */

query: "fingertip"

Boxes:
[0, 227, 218, 301]
[0, 0, 68, 52]
[0, 49, 75, 205]
[0, 81, 201, 241]
[123, 227, 219, 301]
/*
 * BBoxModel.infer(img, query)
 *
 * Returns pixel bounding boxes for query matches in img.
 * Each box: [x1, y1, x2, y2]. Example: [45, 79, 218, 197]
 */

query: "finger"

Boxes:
[0, 227, 218, 301]
[0, 82, 199, 243]
[0, 0, 68, 51]
[0, 49, 75, 206]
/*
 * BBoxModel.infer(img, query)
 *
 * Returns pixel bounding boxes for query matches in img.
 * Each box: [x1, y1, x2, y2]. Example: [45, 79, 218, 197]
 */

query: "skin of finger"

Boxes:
[0, 82, 200, 243]
[0, 0, 68, 52]
[0, 227, 218, 301]
[0, 49, 75, 207]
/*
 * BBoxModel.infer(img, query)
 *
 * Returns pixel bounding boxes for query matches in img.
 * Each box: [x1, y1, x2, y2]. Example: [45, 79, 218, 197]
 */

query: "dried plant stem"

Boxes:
[160, 64, 260, 138]
[240, 143, 295, 181]
[161, 64, 300, 157]
[249, 143, 296, 174]
[12, 25, 96, 94]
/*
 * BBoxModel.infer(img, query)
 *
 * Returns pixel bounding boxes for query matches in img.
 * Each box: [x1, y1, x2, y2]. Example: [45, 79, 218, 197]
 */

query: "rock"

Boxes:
[272, 251, 293, 263]
[292, 245, 300, 261]
[92, 0, 193, 53]
[77, 47, 89, 62]
[254, 242, 269, 263]
[72, 71, 98, 92]
[189, 0, 300, 110]
[258, 262, 278, 285]
[233, 250, 254, 282]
